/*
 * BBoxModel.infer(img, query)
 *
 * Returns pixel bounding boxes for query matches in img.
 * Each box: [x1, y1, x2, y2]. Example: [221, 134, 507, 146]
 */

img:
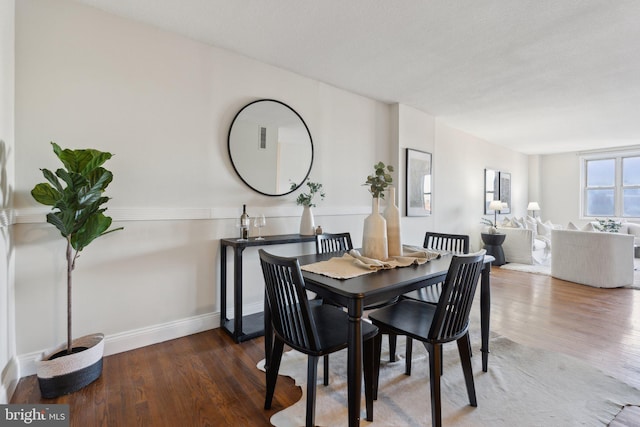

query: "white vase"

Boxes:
[362, 197, 388, 260]
[384, 186, 402, 257]
[300, 205, 316, 235]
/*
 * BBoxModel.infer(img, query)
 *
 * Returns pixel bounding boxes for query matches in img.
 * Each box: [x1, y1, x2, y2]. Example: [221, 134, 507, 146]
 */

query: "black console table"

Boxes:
[220, 234, 316, 343]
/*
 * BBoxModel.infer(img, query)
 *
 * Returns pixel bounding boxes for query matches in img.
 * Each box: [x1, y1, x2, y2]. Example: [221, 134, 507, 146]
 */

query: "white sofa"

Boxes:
[551, 229, 635, 288]
[496, 227, 548, 265]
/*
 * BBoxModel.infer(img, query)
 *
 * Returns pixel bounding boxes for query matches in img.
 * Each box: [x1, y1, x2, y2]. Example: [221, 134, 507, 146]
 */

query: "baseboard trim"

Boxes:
[17, 312, 221, 379]
[0, 356, 19, 404]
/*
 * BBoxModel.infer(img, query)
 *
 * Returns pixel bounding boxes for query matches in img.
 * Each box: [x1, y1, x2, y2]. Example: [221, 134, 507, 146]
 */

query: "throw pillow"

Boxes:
[583, 222, 597, 231]
[567, 222, 579, 230]
[536, 218, 552, 238]
[501, 217, 514, 227]
[524, 217, 538, 237]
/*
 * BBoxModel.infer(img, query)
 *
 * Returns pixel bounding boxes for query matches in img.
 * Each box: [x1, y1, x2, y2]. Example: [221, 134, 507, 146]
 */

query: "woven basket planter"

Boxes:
[36, 333, 104, 398]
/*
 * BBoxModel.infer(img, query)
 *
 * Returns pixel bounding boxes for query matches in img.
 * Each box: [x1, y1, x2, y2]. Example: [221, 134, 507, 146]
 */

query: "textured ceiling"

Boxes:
[74, 0, 640, 154]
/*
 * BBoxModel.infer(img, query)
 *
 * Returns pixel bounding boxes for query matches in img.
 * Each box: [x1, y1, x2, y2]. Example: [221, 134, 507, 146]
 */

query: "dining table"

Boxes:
[264, 250, 494, 427]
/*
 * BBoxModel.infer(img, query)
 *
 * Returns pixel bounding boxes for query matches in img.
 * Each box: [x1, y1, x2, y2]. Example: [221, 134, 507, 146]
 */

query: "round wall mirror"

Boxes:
[228, 99, 314, 196]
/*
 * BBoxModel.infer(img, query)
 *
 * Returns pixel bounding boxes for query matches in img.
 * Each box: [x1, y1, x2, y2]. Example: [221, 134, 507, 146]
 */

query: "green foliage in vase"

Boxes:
[291, 179, 325, 207]
[594, 218, 622, 233]
[31, 142, 123, 354]
[365, 161, 394, 198]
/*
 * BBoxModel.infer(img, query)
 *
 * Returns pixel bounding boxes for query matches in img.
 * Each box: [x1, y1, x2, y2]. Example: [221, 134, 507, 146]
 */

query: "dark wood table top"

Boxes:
[297, 251, 493, 308]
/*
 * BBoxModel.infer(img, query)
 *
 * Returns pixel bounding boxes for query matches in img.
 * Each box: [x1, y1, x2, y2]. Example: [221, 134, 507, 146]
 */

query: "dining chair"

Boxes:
[400, 232, 471, 373]
[403, 232, 470, 304]
[315, 232, 401, 363]
[259, 249, 379, 426]
[368, 250, 485, 427]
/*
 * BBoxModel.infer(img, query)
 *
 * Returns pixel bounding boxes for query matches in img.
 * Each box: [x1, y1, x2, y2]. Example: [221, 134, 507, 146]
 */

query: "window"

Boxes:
[582, 152, 640, 218]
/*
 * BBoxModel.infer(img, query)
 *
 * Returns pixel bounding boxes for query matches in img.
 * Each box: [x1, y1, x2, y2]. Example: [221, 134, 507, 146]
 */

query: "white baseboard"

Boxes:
[17, 311, 221, 379]
[0, 356, 19, 404]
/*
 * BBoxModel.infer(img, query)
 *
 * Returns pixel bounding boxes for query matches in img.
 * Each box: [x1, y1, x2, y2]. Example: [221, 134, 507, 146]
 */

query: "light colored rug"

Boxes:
[257, 332, 640, 426]
[500, 258, 640, 289]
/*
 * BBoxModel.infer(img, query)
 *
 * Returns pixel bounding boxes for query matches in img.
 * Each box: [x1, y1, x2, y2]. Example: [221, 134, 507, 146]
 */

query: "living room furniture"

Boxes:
[368, 251, 485, 427]
[220, 234, 316, 343]
[496, 226, 548, 265]
[259, 249, 379, 426]
[271, 251, 493, 426]
[551, 229, 635, 288]
[481, 232, 506, 266]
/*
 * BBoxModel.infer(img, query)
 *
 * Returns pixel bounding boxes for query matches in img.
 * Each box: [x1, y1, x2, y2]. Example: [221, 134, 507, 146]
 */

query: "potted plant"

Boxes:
[291, 179, 325, 235]
[362, 162, 394, 259]
[594, 218, 622, 233]
[31, 142, 123, 398]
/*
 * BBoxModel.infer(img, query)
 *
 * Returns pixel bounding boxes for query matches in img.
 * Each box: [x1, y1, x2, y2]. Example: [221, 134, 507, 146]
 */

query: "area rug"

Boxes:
[500, 258, 640, 289]
[257, 333, 640, 426]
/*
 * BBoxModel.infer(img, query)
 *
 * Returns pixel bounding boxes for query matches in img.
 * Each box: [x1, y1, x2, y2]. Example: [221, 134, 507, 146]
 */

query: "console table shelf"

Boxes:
[220, 234, 316, 343]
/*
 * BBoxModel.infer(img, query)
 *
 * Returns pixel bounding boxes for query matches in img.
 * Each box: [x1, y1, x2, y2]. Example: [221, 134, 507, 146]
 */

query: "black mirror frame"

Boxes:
[227, 99, 314, 197]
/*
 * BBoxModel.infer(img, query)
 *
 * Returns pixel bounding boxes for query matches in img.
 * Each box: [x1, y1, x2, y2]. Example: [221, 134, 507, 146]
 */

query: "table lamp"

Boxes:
[489, 200, 503, 227]
[527, 202, 540, 218]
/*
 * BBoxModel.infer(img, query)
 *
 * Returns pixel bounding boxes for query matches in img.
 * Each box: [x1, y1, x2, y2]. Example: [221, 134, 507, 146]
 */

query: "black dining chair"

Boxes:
[259, 249, 379, 426]
[403, 232, 470, 304]
[316, 233, 401, 362]
[400, 232, 471, 373]
[368, 251, 485, 427]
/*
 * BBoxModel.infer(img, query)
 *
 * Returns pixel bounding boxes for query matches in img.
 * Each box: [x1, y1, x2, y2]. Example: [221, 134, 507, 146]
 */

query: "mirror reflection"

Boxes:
[228, 99, 313, 196]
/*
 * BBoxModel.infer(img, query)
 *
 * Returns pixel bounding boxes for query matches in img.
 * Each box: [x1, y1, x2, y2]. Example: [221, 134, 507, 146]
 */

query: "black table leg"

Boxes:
[480, 263, 491, 372]
[347, 300, 364, 426]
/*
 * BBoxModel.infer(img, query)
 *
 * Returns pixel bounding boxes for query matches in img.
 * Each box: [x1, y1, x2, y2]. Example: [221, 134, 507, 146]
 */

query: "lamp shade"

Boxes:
[489, 200, 503, 211]
[527, 202, 541, 211]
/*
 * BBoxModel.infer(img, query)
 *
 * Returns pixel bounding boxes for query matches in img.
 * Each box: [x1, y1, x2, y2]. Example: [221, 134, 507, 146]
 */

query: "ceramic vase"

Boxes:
[384, 186, 402, 257]
[300, 205, 316, 235]
[362, 197, 388, 260]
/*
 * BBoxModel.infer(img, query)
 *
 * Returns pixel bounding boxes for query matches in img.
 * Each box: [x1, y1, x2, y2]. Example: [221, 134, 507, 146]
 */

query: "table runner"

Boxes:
[300, 246, 442, 280]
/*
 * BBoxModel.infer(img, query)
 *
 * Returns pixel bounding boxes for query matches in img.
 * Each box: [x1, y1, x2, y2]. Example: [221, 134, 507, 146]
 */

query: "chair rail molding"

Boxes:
[15, 206, 372, 223]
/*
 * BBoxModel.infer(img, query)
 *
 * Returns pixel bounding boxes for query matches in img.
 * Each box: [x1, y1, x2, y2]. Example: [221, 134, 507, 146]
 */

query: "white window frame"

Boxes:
[580, 149, 640, 219]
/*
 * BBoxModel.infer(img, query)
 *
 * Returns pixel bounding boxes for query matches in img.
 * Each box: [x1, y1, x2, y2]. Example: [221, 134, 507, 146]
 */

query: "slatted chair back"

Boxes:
[316, 232, 353, 254]
[424, 232, 470, 254]
[429, 251, 485, 342]
[259, 249, 321, 352]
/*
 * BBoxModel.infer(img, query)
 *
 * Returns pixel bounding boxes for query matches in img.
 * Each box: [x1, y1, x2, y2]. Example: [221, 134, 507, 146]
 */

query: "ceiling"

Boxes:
[75, 0, 640, 155]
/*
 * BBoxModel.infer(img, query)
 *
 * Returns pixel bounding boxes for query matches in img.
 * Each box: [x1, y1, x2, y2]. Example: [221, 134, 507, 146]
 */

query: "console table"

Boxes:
[220, 234, 316, 343]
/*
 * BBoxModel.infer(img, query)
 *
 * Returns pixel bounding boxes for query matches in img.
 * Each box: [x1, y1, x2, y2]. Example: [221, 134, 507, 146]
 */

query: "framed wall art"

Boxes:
[406, 148, 432, 216]
[484, 168, 511, 214]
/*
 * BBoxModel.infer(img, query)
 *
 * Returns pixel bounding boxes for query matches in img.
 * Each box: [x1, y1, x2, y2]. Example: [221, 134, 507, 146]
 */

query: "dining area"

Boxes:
[222, 230, 494, 427]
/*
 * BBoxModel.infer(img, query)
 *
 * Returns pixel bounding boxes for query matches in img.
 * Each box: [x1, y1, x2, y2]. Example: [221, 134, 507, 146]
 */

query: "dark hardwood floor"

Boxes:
[11, 267, 640, 426]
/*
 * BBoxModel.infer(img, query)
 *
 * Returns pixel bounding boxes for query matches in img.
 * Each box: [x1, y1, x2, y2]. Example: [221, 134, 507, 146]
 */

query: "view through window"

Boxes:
[583, 152, 640, 218]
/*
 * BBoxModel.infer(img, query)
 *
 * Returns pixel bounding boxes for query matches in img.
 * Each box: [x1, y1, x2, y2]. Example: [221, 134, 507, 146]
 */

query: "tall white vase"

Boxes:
[362, 197, 388, 260]
[384, 186, 402, 257]
[300, 205, 316, 235]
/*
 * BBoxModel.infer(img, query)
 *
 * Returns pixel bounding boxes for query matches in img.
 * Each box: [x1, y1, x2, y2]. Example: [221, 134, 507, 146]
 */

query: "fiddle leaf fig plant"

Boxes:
[31, 142, 123, 354]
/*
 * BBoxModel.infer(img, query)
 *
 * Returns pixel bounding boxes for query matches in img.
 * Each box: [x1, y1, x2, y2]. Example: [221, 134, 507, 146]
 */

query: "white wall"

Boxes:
[539, 152, 582, 226]
[13, 0, 390, 369]
[1, 0, 17, 403]
[434, 121, 529, 250]
[12, 0, 528, 381]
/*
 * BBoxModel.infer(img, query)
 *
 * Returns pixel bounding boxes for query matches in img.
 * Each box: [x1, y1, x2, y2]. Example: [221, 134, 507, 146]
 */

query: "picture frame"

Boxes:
[484, 169, 511, 214]
[406, 148, 432, 216]
[499, 172, 511, 214]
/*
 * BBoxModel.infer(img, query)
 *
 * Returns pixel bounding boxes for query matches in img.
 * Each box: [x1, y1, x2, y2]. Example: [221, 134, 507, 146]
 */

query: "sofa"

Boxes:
[551, 229, 635, 288]
[496, 227, 548, 265]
